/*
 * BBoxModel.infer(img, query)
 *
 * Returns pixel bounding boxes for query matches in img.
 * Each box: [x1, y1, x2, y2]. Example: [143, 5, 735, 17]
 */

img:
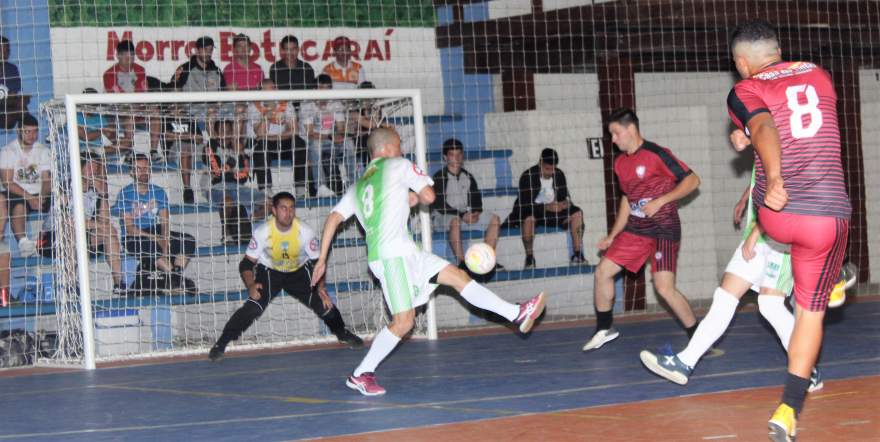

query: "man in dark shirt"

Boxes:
[0, 36, 24, 130]
[269, 36, 317, 91]
[505, 148, 585, 269]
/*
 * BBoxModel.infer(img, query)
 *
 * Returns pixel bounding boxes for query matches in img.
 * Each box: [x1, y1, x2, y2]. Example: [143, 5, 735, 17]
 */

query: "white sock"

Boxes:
[460, 280, 520, 322]
[757, 294, 794, 351]
[677, 287, 740, 368]
[353, 327, 400, 377]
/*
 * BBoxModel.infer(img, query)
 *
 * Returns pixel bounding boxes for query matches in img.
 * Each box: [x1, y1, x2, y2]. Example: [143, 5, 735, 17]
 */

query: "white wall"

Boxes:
[860, 69, 880, 283]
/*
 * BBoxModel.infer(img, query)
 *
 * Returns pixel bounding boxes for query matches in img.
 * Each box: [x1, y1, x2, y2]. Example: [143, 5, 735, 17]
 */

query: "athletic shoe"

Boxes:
[639, 344, 693, 385]
[768, 403, 797, 442]
[524, 254, 536, 270]
[570, 252, 588, 265]
[828, 262, 857, 308]
[582, 327, 619, 351]
[346, 372, 386, 396]
[316, 185, 336, 198]
[208, 344, 225, 362]
[336, 329, 364, 349]
[17, 237, 36, 258]
[514, 292, 546, 334]
[808, 366, 824, 393]
[111, 284, 128, 297]
[150, 150, 165, 164]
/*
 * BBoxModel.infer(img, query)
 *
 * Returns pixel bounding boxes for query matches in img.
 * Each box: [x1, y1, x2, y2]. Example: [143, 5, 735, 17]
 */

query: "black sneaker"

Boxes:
[183, 188, 195, 204]
[570, 252, 588, 265]
[208, 344, 225, 362]
[112, 284, 128, 297]
[524, 255, 536, 270]
[337, 329, 364, 349]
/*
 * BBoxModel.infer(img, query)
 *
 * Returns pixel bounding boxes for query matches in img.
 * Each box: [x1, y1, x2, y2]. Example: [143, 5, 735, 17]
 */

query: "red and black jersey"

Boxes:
[727, 61, 851, 219]
[614, 141, 692, 241]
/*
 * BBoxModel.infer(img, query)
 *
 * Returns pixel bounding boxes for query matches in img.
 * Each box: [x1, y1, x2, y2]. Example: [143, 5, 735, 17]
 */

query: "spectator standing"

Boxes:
[322, 36, 365, 89]
[223, 34, 264, 91]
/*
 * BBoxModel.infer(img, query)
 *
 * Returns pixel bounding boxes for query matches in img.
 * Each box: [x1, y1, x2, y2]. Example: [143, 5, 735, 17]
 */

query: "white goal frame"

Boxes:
[62, 89, 433, 370]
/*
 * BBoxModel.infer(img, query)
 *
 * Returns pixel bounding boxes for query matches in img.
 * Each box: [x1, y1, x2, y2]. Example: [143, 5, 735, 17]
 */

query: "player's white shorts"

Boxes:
[724, 240, 793, 294]
[432, 211, 498, 233]
[368, 250, 451, 315]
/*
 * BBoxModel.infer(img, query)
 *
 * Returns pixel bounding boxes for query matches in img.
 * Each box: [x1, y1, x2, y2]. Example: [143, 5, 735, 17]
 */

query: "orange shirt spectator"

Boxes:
[321, 36, 365, 89]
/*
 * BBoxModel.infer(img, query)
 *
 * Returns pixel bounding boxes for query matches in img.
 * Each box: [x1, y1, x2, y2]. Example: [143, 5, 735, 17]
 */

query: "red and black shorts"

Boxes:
[603, 231, 679, 274]
[758, 208, 849, 312]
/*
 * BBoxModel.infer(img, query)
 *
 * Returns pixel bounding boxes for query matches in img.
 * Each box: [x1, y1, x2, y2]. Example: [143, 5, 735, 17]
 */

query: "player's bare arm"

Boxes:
[598, 196, 630, 250]
[643, 172, 700, 217]
[746, 112, 787, 210]
[733, 185, 750, 227]
[313, 211, 345, 286]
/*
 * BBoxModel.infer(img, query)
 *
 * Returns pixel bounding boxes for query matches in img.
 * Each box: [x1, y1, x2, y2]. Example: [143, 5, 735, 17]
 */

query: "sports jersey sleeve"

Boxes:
[153, 186, 170, 212]
[400, 159, 434, 193]
[727, 81, 769, 132]
[298, 222, 321, 260]
[332, 187, 357, 220]
[245, 223, 268, 260]
[656, 147, 692, 183]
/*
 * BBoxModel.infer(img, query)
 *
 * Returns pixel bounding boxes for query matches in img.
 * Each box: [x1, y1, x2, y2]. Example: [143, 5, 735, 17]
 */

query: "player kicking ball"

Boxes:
[312, 127, 546, 396]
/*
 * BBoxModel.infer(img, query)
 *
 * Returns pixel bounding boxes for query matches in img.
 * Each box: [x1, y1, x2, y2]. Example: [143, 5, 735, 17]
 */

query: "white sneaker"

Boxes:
[582, 327, 619, 351]
[18, 237, 37, 257]
[316, 185, 336, 198]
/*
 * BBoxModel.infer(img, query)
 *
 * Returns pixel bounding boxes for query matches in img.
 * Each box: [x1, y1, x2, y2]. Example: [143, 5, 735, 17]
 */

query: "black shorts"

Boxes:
[39, 228, 105, 259]
[6, 192, 50, 214]
[505, 203, 582, 229]
[252, 263, 318, 310]
[124, 230, 196, 270]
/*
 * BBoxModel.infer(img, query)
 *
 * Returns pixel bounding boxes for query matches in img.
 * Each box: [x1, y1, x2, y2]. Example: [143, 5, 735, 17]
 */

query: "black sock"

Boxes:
[595, 309, 613, 331]
[322, 306, 347, 336]
[781, 372, 811, 415]
[685, 323, 698, 339]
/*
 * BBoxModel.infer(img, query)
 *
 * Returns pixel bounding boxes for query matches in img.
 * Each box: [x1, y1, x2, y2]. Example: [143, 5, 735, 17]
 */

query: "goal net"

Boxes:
[41, 89, 431, 367]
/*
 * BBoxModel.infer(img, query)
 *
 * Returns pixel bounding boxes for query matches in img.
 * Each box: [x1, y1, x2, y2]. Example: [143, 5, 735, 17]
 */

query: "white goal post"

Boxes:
[49, 88, 432, 370]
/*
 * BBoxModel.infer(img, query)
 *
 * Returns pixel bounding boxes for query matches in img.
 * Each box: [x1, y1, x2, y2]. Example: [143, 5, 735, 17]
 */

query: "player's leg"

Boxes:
[288, 266, 362, 348]
[448, 215, 465, 264]
[584, 232, 650, 351]
[210, 265, 278, 361]
[436, 263, 544, 333]
[760, 209, 848, 441]
[650, 239, 696, 334]
[485, 213, 501, 252]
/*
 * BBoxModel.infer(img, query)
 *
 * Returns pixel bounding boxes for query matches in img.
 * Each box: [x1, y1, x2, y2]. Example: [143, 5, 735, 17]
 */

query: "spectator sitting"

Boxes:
[321, 36, 364, 89]
[0, 35, 25, 130]
[431, 138, 503, 270]
[104, 40, 161, 162]
[0, 114, 51, 257]
[111, 154, 196, 292]
[203, 120, 270, 244]
[223, 34, 264, 91]
[168, 36, 229, 202]
[39, 153, 127, 295]
[299, 74, 347, 196]
[504, 148, 586, 269]
[247, 78, 297, 192]
[77, 87, 120, 155]
[269, 35, 317, 91]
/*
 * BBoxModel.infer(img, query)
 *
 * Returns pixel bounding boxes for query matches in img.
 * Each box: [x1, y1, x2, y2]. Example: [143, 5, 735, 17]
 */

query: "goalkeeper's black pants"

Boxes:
[215, 264, 347, 348]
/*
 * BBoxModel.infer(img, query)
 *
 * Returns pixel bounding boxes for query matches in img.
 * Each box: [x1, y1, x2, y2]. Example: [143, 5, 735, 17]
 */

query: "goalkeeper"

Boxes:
[209, 191, 363, 361]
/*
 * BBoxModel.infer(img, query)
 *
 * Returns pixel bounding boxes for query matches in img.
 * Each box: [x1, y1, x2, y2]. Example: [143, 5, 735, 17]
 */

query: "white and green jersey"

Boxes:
[741, 166, 793, 292]
[333, 156, 434, 262]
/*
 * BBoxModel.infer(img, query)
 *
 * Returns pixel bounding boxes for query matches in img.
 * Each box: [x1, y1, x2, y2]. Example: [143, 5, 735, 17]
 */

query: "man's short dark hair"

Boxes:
[442, 138, 464, 155]
[0, 36, 8, 45]
[232, 33, 251, 46]
[608, 107, 639, 130]
[540, 148, 559, 166]
[730, 20, 778, 51]
[358, 81, 375, 89]
[18, 113, 38, 128]
[82, 87, 98, 94]
[280, 35, 299, 49]
[116, 40, 135, 54]
[333, 36, 351, 50]
[272, 191, 296, 207]
[317, 74, 333, 85]
[81, 151, 103, 167]
[195, 36, 214, 49]
[131, 153, 150, 167]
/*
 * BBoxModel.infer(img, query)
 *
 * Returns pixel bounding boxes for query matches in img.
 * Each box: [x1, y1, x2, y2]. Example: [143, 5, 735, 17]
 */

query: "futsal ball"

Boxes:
[465, 243, 496, 275]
